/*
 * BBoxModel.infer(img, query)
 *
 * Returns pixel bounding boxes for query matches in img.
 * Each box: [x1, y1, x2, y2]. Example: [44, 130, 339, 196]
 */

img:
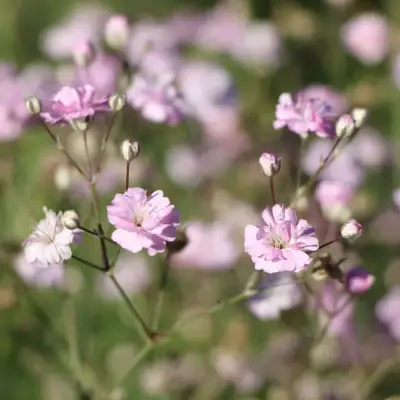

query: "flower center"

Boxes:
[270, 235, 286, 249]
[132, 214, 144, 227]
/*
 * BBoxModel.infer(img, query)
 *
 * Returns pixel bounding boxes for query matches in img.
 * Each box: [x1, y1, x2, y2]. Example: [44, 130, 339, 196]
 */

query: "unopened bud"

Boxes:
[351, 108, 368, 128]
[72, 41, 96, 67]
[345, 266, 375, 294]
[25, 96, 42, 115]
[259, 153, 281, 177]
[104, 15, 129, 50]
[62, 210, 80, 230]
[120, 140, 140, 162]
[340, 218, 362, 240]
[335, 114, 355, 138]
[109, 93, 126, 112]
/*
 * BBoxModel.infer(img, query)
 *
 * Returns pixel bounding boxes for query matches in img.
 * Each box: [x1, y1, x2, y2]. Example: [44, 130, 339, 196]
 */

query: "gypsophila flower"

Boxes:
[341, 218, 362, 240]
[23, 207, 81, 266]
[259, 153, 281, 177]
[107, 188, 180, 256]
[345, 267, 375, 294]
[40, 84, 110, 125]
[273, 92, 336, 138]
[127, 70, 186, 125]
[244, 204, 319, 273]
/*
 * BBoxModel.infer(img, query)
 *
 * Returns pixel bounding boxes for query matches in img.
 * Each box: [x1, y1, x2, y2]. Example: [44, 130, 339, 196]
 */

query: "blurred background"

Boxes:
[1, 0, 400, 398]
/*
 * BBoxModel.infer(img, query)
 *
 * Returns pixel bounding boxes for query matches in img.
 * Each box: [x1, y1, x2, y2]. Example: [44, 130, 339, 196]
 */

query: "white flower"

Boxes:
[23, 207, 81, 266]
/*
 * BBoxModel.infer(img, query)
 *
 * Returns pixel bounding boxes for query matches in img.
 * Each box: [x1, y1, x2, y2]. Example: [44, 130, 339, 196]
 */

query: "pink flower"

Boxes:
[40, 84, 110, 124]
[315, 181, 354, 207]
[341, 13, 389, 65]
[127, 71, 186, 125]
[170, 221, 240, 270]
[23, 207, 81, 266]
[345, 267, 375, 294]
[376, 286, 400, 341]
[300, 85, 348, 115]
[107, 188, 180, 256]
[244, 204, 319, 273]
[273, 93, 335, 138]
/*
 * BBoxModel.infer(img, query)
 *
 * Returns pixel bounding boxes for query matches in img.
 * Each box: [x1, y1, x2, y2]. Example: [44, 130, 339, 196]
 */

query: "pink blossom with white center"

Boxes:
[170, 221, 240, 270]
[96, 252, 151, 299]
[40, 84, 110, 124]
[107, 188, 180, 256]
[23, 207, 81, 267]
[244, 204, 319, 273]
[376, 286, 400, 341]
[273, 93, 336, 138]
[345, 267, 375, 294]
[341, 13, 389, 65]
[14, 253, 64, 288]
[127, 71, 186, 125]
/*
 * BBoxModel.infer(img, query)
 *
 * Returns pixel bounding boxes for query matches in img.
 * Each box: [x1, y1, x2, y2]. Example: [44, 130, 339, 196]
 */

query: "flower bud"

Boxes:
[259, 153, 281, 177]
[62, 210, 80, 230]
[120, 140, 140, 162]
[25, 96, 42, 115]
[70, 119, 89, 132]
[345, 267, 375, 294]
[335, 114, 355, 138]
[109, 93, 126, 112]
[104, 15, 129, 50]
[340, 218, 362, 240]
[351, 108, 368, 128]
[72, 41, 96, 67]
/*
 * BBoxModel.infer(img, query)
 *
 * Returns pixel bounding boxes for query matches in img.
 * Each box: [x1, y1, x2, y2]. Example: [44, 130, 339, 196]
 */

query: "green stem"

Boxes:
[82, 130, 92, 179]
[125, 160, 131, 190]
[71, 255, 104, 272]
[109, 274, 154, 343]
[270, 176, 276, 204]
[79, 225, 116, 245]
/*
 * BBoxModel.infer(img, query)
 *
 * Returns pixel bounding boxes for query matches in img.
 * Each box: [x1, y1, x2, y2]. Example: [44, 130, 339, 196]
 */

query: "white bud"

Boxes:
[109, 93, 126, 112]
[25, 96, 42, 115]
[259, 153, 281, 177]
[104, 15, 129, 50]
[62, 210, 80, 230]
[351, 108, 368, 128]
[335, 114, 355, 138]
[120, 140, 140, 162]
[72, 41, 96, 67]
[340, 218, 363, 240]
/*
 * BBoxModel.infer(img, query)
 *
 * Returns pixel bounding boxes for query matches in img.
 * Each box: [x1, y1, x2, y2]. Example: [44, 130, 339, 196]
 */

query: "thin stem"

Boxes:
[269, 176, 276, 205]
[95, 112, 117, 174]
[41, 121, 86, 178]
[82, 130, 92, 179]
[79, 225, 116, 245]
[71, 255, 104, 272]
[295, 137, 307, 191]
[151, 253, 171, 330]
[109, 274, 154, 343]
[317, 237, 341, 251]
[89, 182, 110, 271]
[125, 160, 131, 190]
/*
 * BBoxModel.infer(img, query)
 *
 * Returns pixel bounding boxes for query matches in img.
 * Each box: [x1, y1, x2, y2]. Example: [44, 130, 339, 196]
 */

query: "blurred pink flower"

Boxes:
[345, 267, 375, 294]
[300, 85, 349, 115]
[107, 188, 180, 256]
[23, 207, 81, 266]
[170, 221, 240, 270]
[392, 53, 400, 89]
[96, 252, 151, 299]
[40, 4, 109, 60]
[40, 84, 110, 124]
[244, 204, 319, 273]
[74, 54, 121, 97]
[139, 50, 182, 76]
[315, 181, 354, 207]
[341, 13, 389, 64]
[14, 253, 64, 288]
[126, 20, 178, 66]
[104, 14, 130, 50]
[127, 70, 186, 125]
[273, 93, 335, 138]
[315, 280, 354, 336]
[166, 12, 203, 44]
[393, 189, 400, 210]
[248, 272, 303, 320]
[376, 286, 400, 341]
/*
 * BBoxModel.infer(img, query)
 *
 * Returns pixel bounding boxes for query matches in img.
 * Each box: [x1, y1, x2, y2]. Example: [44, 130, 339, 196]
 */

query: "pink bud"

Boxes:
[104, 14, 129, 50]
[345, 267, 375, 294]
[72, 41, 96, 67]
[259, 153, 281, 177]
[341, 218, 362, 240]
[335, 114, 355, 138]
